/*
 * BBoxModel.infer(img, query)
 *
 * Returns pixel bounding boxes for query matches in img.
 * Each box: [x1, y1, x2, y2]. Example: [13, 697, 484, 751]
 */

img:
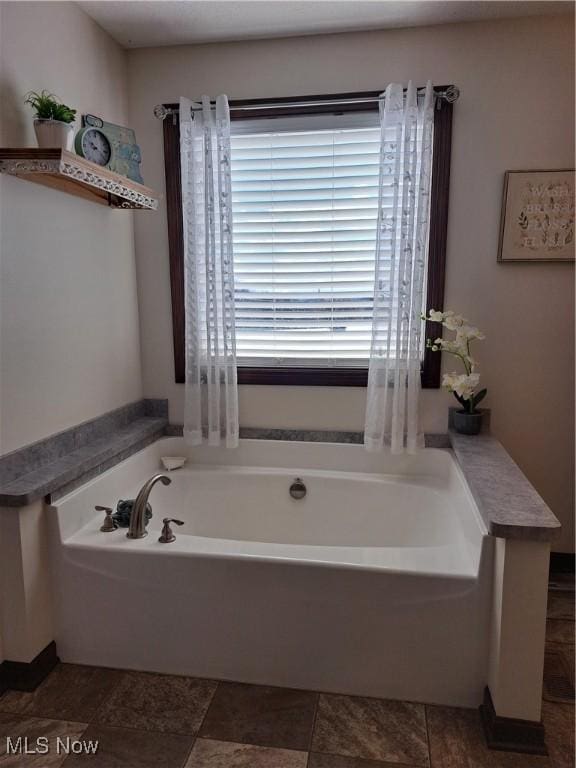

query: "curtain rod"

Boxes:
[153, 85, 460, 120]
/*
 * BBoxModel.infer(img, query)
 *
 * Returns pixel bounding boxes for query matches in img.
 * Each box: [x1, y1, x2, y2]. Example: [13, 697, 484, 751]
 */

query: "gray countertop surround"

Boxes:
[448, 431, 560, 542]
[0, 400, 168, 506]
[166, 424, 452, 449]
[0, 402, 561, 542]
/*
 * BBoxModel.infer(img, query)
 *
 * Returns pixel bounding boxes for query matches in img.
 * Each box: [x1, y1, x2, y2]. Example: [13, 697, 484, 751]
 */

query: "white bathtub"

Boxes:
[48, 437, 493, 707]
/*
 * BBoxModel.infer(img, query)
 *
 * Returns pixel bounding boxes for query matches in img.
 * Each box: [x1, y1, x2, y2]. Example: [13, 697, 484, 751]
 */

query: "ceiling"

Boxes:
[78, 0, 574, 49]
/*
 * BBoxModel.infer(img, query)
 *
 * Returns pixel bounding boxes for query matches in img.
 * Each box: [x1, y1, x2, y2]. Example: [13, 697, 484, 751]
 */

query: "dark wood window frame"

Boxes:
[162, 90, 453, 387]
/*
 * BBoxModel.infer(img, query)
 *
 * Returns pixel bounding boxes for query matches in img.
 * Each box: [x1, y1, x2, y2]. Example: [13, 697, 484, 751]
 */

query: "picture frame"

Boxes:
[497, 169, 575, 262]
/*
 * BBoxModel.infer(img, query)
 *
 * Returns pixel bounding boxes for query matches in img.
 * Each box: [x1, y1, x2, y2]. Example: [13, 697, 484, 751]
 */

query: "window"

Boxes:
[231, 113, 381, 369]
[162, 90, 453, 387]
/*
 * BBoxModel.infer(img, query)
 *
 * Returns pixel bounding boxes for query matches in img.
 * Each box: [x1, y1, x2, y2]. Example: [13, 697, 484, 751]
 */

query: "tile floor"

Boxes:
[0, 588, 573, 767]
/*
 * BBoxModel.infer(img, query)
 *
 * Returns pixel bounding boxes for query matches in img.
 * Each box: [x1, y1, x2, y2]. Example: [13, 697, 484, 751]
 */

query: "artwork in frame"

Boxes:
[498, 169, 575, 262]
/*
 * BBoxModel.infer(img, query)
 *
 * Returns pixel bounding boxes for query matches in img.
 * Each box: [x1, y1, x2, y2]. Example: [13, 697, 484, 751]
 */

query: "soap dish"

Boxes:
[161, 456, 186, 471]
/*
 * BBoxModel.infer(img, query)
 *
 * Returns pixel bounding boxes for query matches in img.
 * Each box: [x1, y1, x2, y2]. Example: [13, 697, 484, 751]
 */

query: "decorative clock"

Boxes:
[75, 114, 144, 184]
[75, 126, 111, 167]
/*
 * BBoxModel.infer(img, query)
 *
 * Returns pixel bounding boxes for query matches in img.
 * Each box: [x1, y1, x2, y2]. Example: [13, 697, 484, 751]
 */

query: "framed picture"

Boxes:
[498, 169, 575, 262]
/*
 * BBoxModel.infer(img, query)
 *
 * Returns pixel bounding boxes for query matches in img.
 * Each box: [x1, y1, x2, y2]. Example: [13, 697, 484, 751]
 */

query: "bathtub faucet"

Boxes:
[127, 474, 172, 539]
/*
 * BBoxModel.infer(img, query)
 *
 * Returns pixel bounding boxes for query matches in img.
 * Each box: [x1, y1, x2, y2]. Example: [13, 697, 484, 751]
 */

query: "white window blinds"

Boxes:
[230, 113, 382, 368]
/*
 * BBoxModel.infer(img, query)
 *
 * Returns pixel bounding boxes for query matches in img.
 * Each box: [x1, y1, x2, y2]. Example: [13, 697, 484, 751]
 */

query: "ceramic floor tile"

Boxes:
[546, 619, 575, 645]
[60, 723, 194, 768]
[543, 648, 575, 704]
[184, 738, 307, 767]
[199, 682, 318, 751]
[548, 574, 576, 592]
[0, 712, 88, 767]
[309, 752, 418, 767]
[558, 642, 575, 682]
[0, 664, 121, 722]
[95, 671, 216, 736]
[546, 640, 575, 673]
[311, 694, 428, 766]
[426, 705, 551, 768]
[542, 701, 575, 768]
[547, 592, 575, 621]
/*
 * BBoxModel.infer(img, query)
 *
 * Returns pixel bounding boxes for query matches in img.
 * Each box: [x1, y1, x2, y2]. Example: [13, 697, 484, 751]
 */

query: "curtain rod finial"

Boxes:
[443, 85, 460, 103]
[154, 104, 169, 120]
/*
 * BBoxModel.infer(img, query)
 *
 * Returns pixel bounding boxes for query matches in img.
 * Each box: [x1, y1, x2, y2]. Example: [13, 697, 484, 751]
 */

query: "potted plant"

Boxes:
[24, 90, 77, 151]
[424, 309, 488, 435]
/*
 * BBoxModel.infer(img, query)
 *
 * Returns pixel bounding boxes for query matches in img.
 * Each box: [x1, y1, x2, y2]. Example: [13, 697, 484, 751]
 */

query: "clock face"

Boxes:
[81, 128, 111, 166]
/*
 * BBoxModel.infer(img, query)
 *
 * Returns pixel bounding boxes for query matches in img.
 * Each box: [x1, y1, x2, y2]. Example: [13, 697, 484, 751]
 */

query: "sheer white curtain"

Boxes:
[364, 81, 434, 454]
[180, 95, 239, 448]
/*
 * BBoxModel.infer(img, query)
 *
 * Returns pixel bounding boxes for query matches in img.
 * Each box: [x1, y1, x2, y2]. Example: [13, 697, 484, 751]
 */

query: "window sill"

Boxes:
[236, 366, 440, 388]
[238, 366, 368, 387]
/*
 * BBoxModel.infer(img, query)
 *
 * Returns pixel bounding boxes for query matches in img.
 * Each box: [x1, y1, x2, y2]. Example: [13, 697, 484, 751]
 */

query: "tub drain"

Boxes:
[289, 478, 306, 500]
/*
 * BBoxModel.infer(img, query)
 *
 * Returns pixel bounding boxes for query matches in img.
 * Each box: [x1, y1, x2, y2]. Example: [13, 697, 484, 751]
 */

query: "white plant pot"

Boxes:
[33, 119, 75, 151]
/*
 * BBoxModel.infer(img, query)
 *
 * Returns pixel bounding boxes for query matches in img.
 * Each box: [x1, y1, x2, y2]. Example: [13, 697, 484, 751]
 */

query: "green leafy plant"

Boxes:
[24, 90, 76, 124]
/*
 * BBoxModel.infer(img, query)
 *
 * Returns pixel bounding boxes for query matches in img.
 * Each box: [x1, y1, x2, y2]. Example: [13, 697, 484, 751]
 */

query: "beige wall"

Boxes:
[0, 1, 142, 454]
[128, 15, 575, 550]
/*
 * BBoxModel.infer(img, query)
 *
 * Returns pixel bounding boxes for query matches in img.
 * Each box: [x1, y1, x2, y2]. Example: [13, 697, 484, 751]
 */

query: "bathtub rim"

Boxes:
[49, 438, 488, 580]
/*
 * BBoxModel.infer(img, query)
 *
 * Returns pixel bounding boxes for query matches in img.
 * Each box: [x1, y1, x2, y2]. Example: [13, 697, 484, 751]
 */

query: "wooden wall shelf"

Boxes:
[0, 148, 158, 210]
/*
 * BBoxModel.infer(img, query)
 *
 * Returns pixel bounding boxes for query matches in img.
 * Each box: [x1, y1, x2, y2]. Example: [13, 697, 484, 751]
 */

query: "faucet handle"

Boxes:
[158, 518, 184, 544]
[96, 506, 117, 532]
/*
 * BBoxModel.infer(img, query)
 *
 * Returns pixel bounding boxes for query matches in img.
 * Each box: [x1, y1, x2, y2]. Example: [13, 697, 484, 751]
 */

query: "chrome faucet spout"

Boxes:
[127, 473, 172, 539]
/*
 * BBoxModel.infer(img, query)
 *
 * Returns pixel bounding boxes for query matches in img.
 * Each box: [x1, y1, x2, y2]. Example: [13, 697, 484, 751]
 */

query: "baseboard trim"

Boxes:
[0, 641, 59, 693]
[479, 687, 547, 755]
[550, 552, 575, 575]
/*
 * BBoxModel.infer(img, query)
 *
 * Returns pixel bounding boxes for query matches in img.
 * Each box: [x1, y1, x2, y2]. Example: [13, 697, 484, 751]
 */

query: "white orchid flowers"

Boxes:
[442, 372, 480, 400]
[423, 310, 487, 415]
